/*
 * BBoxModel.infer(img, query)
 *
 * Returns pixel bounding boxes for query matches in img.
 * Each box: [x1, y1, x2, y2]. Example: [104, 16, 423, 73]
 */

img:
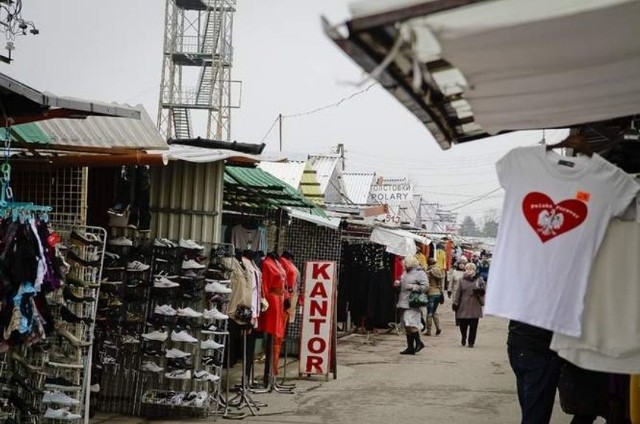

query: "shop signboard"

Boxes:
[299, 260, 337, 378]
[369, 177, 413, 205]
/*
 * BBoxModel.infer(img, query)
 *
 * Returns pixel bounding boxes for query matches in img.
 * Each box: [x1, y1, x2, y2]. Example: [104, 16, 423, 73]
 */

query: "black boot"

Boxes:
[400, 334, 415, 355]
[414, 333, 425, 353]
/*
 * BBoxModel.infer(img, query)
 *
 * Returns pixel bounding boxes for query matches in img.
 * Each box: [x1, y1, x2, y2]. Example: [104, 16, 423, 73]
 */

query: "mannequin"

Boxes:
[275, 251, 300, 381]
[257, 251, 286, 383]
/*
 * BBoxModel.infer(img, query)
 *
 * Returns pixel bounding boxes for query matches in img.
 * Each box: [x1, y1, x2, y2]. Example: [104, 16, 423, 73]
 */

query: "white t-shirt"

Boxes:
[551, 207, 640, 373]
[485, 145, 639, 337]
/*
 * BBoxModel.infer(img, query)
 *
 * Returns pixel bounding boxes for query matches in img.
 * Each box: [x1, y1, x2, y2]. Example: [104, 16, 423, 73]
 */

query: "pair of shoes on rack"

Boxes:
[56, 325, 92, 348]
[42, 390, 80, 406]
[44, 376, 81, 391]
[66, 274, 100, 289]
[70, 230, 102, 248]
[60, 305, 93, 325]
[10, 351, 42, 373]
[63, 287, 95, 304]
[66, 250, 101, 268]
[44, 407, 82, 420]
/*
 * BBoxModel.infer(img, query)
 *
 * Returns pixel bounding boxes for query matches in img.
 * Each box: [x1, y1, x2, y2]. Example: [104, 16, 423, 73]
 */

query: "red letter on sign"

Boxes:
[310, 299, 327, 316]
[309, 282, 328, 298]
[312, 263, 330, 280]
[309, 318, 326, 334]
[306, 356, 323, 373]
[308, 337, 327, 354]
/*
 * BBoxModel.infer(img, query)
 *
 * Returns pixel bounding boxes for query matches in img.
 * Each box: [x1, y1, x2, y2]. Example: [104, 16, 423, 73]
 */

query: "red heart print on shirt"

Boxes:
[522, 192, 588, 243]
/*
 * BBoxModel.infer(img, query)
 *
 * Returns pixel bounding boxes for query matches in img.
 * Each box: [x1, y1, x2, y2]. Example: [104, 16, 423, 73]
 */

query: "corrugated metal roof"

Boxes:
[37, 105, 167, 150]
[258, 161, 306, 189]
[224, 166, 327, 217]
[258, 161, 324, 206]
[10, 123, 51, 143]
[308, 154, 342, 194]
[342, 172, 376, 205]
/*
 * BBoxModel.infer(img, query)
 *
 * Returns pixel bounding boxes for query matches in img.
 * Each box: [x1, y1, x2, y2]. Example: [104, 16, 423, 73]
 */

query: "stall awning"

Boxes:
[0, 72, 140, 125]
[325, 0, 640, 149]
[224, 166, 327, 217]
[370, 226, 430, 257]
[287, 207, 341, 230]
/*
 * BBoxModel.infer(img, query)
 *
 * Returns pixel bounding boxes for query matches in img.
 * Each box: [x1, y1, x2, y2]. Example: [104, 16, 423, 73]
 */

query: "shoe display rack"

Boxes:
[206, 243, 235, 420]
[138, 239, 230, 420]
[93, 234, 152, 416]
[42, 225, 106, 424]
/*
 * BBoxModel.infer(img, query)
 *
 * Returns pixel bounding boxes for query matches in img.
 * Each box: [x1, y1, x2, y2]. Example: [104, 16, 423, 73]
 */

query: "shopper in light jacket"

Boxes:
[453, 262, 485, 348]
[395, 256, 428, 355]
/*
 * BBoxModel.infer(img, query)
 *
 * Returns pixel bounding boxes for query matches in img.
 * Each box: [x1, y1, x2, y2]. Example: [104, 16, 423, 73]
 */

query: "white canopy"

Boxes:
[287, 208, 342, 230]
[332, 0, 640, 146]
[370, 226, 430, 257]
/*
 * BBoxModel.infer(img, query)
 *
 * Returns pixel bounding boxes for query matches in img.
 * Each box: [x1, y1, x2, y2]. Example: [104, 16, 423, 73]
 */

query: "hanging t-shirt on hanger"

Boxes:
[550, 198, 640, 373]
[485, 144, 639, 337]
[231, 224, 267, 252]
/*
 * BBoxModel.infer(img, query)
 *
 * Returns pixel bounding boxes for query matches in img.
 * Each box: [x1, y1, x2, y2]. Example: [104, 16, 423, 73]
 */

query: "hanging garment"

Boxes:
[436, 249, 447, 270]
[230, 224, 266, 252]
[251, 259, 263, 324]
[257, 256, 286, 337]
[550, 214, 640, 373]
[221, 256, 252, 324]
[278, 256, 300, 321]
[241, 257, 259, 324]
[486, 145, 639, 337]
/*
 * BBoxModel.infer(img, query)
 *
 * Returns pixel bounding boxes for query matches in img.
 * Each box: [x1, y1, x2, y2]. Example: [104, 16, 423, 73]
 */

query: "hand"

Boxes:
[393, 280, 400, 288]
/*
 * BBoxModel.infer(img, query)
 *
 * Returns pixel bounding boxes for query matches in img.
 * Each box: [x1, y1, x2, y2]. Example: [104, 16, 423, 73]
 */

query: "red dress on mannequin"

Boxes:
[257, 255, 286, 338]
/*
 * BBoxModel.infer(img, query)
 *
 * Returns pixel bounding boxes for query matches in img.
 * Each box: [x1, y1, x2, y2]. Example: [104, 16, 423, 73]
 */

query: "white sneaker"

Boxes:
[165, 369, 191, 380]
[142, 330, 168, 341]
[203, 308, 228, 320]
[154, 270, 178, 279]
[194, 370, 220, 382]
[127, 261, 150, 272]
[166, 348, 191, 358]
[177, 307, 203, 318]
[194, 391, 209, 407]
[42, 391, 80, 406]
[108, 236, 133, 246]
[121, 335, 140, 344]
[200, 339, 224, 350]
[182, 259, 205, 270]
[204, 281, 232, 294]
[44, 408, 82, 420]
[154, 304, 177, 316]
[141, 361, 164, 373]
[171, 330, 198, 343]
[179, 239, 204, 250]
[154, 277, 180, 288]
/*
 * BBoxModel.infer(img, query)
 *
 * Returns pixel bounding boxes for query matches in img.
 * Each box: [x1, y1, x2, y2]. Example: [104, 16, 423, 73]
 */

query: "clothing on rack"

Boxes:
[486, 144, 640, 337]
[550, 205, 640, 373]
[221, 256, 253, 324]
[230, 224, 267, 252]
[338, 242, 395, 329]
[257, 255, 286, 338]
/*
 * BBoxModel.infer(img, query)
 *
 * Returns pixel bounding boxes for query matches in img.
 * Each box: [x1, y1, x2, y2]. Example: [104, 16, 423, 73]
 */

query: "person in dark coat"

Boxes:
[453, 262, 485, 348]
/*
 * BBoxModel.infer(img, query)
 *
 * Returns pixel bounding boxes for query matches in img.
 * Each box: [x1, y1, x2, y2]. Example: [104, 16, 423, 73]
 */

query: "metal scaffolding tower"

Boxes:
[157, 0, 237, 141]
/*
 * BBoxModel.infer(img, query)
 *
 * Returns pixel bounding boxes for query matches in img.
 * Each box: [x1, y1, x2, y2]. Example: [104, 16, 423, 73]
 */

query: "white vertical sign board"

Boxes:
[299, 261, 336, 377]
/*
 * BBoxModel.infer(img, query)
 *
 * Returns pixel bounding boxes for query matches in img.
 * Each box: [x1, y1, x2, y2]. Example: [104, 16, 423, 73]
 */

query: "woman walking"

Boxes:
[396, 256, 428, 355]
[425, 258, 445, 336]
[452, 263, 485, 348]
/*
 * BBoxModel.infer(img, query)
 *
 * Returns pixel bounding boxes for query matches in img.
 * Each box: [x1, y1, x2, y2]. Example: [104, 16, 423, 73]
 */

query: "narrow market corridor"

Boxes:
[95, 301, 580, 424]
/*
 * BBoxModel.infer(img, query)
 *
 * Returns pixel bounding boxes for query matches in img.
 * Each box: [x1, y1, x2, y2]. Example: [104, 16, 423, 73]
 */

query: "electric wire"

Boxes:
[259, 116, 280, 144]
[282, 82, 378, 119]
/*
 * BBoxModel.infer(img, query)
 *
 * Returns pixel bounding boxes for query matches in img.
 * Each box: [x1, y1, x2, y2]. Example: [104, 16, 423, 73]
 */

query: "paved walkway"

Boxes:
[93, 301, 587, 423]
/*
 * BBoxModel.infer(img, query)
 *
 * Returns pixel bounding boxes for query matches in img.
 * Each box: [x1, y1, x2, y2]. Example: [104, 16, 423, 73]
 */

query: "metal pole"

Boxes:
[278, 114, 283, 152]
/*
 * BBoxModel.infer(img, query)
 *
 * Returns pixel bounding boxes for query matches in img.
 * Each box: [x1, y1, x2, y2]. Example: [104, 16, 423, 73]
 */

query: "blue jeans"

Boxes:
[426, 294, 441, 316]
[508, 346, 561, 424]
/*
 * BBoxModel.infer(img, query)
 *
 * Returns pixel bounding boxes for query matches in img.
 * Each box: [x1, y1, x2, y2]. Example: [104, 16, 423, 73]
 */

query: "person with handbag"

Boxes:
[452, 263, 484, 348]
[395, 256, 428, 355]
[424, 258, 445, 336]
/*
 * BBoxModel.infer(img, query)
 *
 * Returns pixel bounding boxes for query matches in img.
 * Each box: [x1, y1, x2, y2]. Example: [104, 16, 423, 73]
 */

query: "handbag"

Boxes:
[438, 292, 445, 305]
[408, 291, 429, 308]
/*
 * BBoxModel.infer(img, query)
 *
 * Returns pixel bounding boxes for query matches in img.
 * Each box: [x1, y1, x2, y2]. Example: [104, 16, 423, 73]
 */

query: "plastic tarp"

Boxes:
[287, 208, 341, 230]
[370, 226, 430, 257]
[346, 0, 640, 134]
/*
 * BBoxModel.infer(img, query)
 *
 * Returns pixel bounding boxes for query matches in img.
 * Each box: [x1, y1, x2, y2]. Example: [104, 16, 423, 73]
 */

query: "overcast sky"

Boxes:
[2, 1, 567, 223]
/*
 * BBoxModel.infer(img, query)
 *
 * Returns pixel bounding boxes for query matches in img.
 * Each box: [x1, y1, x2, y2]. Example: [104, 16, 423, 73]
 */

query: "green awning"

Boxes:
[8, 123, 51, 143]
[224, 165, 327, 217]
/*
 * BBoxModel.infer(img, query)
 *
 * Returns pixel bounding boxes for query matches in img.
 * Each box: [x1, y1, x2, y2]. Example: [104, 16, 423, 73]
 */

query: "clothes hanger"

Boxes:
[545, 133, 593, 158]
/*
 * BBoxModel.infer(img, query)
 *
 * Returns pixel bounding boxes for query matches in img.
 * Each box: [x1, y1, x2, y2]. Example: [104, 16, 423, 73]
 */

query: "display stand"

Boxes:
[225, 329, 266, 418]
